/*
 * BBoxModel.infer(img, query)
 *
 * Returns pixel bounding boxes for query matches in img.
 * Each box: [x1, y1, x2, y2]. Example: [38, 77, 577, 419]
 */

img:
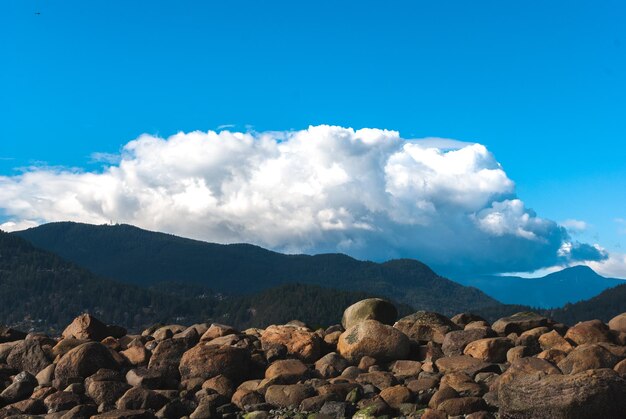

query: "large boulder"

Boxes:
[491, 312, 548, 335]
[557, 344, 622, 374]
[608, 312, 626, 333]
[147, 338, 190, 379]
[54, 342, 119, 389]
[342, 298, 398, 330]
[564, 320, 613, 345]
[179, 344, 250, 381]
[538, 330, 573, 352]
[6, 338, 51, 375]
[265, 359, 309, 383]
[62, 313, 112, 342]
[394, 311, 459, 344]
[496, 357, 561, 389]
[265, 383, 315, 408]
[260, 325, 322, 363]
[337, 320, 410, 363]
[434, 355, 498, 377]
[498, 368, 626, 418]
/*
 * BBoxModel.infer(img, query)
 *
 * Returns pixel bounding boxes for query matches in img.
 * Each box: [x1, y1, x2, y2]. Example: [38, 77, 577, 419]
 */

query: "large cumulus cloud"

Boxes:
[0, 125, 607, 275]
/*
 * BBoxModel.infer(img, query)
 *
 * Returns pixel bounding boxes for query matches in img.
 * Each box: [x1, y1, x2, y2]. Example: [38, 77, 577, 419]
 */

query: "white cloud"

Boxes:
[0, 125, 607, 275]
[587, 252, 626, 279]
[561, 219, 588, 233]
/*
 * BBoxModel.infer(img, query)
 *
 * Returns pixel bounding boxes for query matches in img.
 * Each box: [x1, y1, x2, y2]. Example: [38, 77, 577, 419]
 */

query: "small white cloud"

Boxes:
[561, 219, 588, 233]
[0, 219, 40, 232]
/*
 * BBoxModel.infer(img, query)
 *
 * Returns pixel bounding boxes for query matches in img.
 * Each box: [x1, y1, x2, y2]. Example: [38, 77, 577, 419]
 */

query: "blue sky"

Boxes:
[1, 1, 625, 276]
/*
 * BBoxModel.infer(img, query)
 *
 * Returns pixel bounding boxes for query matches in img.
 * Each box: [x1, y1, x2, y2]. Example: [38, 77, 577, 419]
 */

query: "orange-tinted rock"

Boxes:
[564, 320, 613, 345]
[62, 314, 111, 342]
[557, 344, 622, 374]
[463, 338, 513, 363]
[338, 320, 410, 363]
[539, 330, 574, 352]
[394, 311, 459, 344]
[379, 385, 412, 408]
[491, 312, 548, 335]
[260, 325, 322, 363]
[179, 344, 250, 381]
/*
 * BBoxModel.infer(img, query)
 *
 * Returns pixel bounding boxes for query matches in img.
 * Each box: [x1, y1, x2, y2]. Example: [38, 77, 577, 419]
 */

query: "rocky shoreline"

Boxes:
[2, 298, 626, 418]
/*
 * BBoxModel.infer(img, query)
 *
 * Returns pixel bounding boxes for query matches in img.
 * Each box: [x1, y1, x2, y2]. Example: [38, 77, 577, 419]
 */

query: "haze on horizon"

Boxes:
[1, 1, 625, 278]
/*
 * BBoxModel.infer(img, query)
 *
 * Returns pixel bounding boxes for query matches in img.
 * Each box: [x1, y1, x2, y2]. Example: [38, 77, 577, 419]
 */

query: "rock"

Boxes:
[614, 358, 626, 375]
[437, 397, 486, 416]
[537, 348, 568, 364]
[450, 313, 487, 328]
[355, 371, 398, 389]
[155, 399, 196, 418]
[557, 344, 622, 374]
[564, 320, 614, 345]
[86, 380, 131, 406]
[428, 386, 459, 409]
[202, 374, 234, 398]
[151, 325, 186, 341]
[92, 409, 157, 418]
[120, 346, 150, 366]
[52, 338, 84, 359]
[62, 313, 111, 342]
[435, 355, 498, 377]
[61, 404, 99, 418]
[299, 393, 338, 411]
[463, 337, 513, 363]
[6, 338, 52, 375]
[265, 359, 308, 383]
[0, 327, 26, 344]
[35, 363, 55, 386]
[260, 325, 322, 363]
[499, 368, 626, 418]
[0, 375, 36, 404]
[337, 320, 410, 363]
[54, 342, 119, 389]
[44, 391, 82, 413]
[608, 312, 626, 333]
[442, 329, 492, 357]
[179, 344, 250, 381]
[10, 397, 46, 414]
[125, 368, 170, 390]
[491, 312, 548, 335]
[116, 387, 168, 411]
[314, 352, 350, 378]
[538, 330, 574, 352]
[231, 388, 264, 409]
[265, 383, 315, 408]
[200, 324, 238, 342]
[379, 385, 412, 408]
[147, 338, 190, 380]
[496, 357, 561, 391]
[341, 298, 398, 330]
[394, 311, 459, 344]
[390, 360, 422, 378]
[319, 400, 355, 418]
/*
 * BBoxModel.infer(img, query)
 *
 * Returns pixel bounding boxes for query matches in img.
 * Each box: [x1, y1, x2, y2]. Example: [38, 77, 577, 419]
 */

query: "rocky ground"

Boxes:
[2, 299, 626, 419]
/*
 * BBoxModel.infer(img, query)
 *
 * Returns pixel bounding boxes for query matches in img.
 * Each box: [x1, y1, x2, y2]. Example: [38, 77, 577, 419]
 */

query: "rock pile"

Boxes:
[1, 299, 626, 418]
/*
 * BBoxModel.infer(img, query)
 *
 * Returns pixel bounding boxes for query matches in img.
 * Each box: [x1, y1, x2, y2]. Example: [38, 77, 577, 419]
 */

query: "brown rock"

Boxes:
[440, 372, 483, 397]
[442, 329, 492, 356]
[341, 298, 398, 329]
[43, 391, 82, 413]
[608, 312, 626, 333]
[355, 371, 398, 389]
[0, 326, 27, 343]
[379, 385, 412, 408]
[498, 368, 626, 418]
[265, 383, 315, 408]
[463, 337, 513, 363]
[147, 338, 190, 379]
[260, 325, 322, 363]
[491, 312, 548, 335]
[200, 324, 237, 342]
[337, 320, 410, 363]
[62, 313, 111, 342]
[564, 320, 613, 345]
[314, 352, 349, 378]
[6, 338, 51, 375]
[390, 360, 422, 378]
[51, 338, 83, 359]
[179, 344, 250, 381]
[116, 387, 168, 411]
[450, 313, 487, 328]
[151, 325, 186, 341]
[614, 358, 626, 375]
[435, 355, 498, 377]
[202, 374, 234, 398]
[394, 311, 459, 344]
[92, 409, 157, 418]
[437, 396, 486, 416]
[538, 330, 574, 352]
[506, 346, 528, 363]
[428, 385, 458, 409]
[557, 343, 622, 374]
[121, 345, 150, 366]
[537, 348, 568, 364]
[54, 342, 118, 389]
[231, 388, 264, 409]
[497, 357, 561, 388]
[265, 359, 308, 383]
[86, 380, 131, 406]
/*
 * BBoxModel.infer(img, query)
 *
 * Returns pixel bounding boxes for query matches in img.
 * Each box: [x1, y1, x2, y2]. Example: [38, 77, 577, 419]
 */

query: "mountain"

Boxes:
[0, 230, 417, 332]
[14, 222, 501, 315]
[453, 265, 624, 308]
[547, 281, 626, 325]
